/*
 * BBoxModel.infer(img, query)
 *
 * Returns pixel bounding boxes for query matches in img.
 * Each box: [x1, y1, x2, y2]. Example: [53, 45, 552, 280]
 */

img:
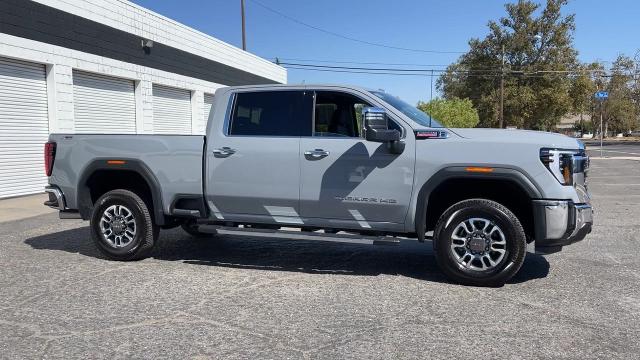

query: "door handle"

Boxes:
[304, 149, 330, 158]
[212, 147, 236, 156]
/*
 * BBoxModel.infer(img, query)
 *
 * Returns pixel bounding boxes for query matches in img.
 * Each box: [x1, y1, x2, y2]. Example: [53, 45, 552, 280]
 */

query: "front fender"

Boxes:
[412, 166, 543, 241]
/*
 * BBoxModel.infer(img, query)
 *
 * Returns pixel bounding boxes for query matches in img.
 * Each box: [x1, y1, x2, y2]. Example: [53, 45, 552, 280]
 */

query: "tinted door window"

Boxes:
[230, 91, 311, 136]
[314, 91, 370, 138]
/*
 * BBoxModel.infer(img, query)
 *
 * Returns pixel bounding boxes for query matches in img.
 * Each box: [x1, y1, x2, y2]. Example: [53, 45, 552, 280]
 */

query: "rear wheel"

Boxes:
[433, 199, 526, 286]
[90, 189, 158, 261]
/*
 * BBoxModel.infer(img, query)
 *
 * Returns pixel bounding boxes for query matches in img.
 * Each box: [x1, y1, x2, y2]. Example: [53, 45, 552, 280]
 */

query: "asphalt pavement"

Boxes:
[0, 149, 639, 359]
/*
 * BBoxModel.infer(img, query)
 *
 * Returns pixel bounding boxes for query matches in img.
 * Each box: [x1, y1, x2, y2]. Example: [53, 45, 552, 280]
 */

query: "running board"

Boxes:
[172, 209, 201, 217]
[197, 225, 401, 246]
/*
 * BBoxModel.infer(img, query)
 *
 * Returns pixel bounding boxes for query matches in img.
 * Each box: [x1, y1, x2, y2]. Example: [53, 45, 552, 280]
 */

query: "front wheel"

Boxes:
[90, 189, 158, 261]
[433, 199, 526, 287]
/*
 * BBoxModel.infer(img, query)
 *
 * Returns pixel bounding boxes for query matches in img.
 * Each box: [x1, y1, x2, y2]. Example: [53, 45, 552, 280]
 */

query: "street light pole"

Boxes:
[499, 44, 505, 129]
[600, 100, 604, 157]
[241, 0, 247, 51]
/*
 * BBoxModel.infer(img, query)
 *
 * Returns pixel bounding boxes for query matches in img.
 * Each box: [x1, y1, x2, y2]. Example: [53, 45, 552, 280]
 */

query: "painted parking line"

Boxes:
[588, 183, 640, 186]
[590, 156, 640, 161]
[593, 149, 640, 156]
[588, 175, 640, 179]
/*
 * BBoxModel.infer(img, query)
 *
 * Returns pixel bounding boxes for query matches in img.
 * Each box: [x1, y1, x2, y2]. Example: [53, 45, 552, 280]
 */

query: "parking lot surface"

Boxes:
[1, 145, 639, 359]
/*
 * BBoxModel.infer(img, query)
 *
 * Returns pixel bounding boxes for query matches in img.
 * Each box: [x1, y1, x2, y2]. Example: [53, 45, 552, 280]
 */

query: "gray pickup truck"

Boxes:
[44, 84, 592, 286]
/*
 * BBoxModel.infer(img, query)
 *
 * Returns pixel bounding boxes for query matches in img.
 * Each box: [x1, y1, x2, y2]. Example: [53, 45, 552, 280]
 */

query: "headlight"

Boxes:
[540, 148, 580, 185]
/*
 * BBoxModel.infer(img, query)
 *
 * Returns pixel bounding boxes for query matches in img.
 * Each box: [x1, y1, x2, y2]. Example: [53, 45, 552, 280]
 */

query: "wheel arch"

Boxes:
[414, 166, 543, 242]
[77, 158, 165, 225]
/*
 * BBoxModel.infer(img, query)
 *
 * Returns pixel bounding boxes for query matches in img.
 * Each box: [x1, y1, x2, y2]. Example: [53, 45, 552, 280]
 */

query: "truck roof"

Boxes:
[223, 83, 378, 93]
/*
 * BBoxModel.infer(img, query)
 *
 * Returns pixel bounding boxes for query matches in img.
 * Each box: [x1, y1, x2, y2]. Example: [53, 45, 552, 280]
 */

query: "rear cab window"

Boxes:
[229, 91, 311, 136]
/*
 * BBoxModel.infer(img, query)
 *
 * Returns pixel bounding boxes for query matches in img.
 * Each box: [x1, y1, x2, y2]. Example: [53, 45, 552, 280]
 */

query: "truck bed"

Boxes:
[48, 134, 204, 214]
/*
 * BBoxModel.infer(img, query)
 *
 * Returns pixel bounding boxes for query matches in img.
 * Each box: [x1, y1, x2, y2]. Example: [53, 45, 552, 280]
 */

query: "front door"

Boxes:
[299, 91, 415, 228]
[205, 90, 311, 223]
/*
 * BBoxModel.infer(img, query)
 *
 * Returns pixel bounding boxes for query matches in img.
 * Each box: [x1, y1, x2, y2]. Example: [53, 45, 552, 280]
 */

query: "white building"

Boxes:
[0, 0, 286, 198]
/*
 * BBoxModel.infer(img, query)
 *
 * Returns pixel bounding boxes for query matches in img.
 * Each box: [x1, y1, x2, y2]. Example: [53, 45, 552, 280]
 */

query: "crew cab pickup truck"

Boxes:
[44, 84, 592, 286]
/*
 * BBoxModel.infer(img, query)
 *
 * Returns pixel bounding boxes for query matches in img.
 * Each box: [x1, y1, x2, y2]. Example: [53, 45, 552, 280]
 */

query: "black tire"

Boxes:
[90, 189, 158, 261]
[181, 222, 216, 238]
[433, 199, 526, 287]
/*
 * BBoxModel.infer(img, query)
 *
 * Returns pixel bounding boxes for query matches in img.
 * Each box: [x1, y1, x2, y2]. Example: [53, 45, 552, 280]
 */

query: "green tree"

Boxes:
[438, 0, 578, 130]
[417, 98, 480, 128]
[602, 55, 638, 134]
[568, 62, 602, 135]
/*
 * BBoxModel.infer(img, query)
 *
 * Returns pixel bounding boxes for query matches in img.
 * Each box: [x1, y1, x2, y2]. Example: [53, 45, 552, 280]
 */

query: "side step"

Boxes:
[197, 225, 402, 246]
[172, 209, 201, 217]
[59, 210, 82, 219]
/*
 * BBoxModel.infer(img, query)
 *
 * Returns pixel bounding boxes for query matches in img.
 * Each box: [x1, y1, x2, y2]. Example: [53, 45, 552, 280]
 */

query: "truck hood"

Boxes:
[449, 128, 581, 149]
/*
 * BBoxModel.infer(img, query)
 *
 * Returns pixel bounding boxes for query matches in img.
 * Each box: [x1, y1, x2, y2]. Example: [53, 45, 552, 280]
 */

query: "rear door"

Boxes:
[205, 89, 312, 223]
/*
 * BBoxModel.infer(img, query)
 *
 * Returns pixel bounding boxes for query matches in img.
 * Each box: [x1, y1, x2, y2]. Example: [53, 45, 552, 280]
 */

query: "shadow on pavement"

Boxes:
[25, 226, 549, 285]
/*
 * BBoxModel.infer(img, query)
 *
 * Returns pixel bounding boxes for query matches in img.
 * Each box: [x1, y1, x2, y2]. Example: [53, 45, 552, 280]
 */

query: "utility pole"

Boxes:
[499, 44, 505, 128]
[429, 69, 434, 128]
[430, 69, 434, 101]
[241, 0, 247, 50]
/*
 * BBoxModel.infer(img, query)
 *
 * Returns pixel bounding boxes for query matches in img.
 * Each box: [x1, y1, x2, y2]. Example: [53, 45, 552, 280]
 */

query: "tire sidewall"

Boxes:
[91, 192, 150, 258]
[435, 200, 526, 285]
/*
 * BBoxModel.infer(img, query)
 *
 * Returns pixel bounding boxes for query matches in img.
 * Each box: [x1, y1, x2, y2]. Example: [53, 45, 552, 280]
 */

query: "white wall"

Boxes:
[33, 0, 287, 84]
[0, 33, 225, 135]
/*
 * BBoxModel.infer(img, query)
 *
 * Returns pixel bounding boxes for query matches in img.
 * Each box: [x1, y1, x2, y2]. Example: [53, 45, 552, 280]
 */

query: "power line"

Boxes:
[272, 57, 452, 67]
[276, 59, 517, 72]
[272, 57, 616, 71]
[280, 62, 450, 73]
[282, 64, 614, 78]
[248, 0, 466, 54]
[281, 61, 507, 74]
[283, 65, 434, 76]
[283, 65, 516, 77]
[279, 61, 610, 75]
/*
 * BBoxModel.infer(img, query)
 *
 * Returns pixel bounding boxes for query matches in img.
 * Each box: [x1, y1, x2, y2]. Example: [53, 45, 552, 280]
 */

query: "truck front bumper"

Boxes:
[532, 200, 593, 254]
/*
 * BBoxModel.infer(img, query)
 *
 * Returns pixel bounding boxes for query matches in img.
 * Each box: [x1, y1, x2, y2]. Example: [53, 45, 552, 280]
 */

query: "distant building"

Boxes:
[0, 0, 286, 198]
[556, 113, 589, 136]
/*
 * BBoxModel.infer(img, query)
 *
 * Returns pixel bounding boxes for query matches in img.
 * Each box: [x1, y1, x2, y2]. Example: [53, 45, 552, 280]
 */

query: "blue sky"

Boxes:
[131, 0, 639, 105]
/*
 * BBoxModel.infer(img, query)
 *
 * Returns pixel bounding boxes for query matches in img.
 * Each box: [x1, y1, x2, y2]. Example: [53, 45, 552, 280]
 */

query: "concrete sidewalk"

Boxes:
[0, 193, 55, 223]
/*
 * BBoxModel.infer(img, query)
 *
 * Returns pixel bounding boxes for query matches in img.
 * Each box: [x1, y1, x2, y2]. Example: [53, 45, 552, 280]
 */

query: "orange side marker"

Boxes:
[465, 167, 494, 173]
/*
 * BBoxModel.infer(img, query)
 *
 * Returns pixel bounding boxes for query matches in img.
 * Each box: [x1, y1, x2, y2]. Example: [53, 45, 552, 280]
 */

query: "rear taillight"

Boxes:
[44, 141, 56, 176]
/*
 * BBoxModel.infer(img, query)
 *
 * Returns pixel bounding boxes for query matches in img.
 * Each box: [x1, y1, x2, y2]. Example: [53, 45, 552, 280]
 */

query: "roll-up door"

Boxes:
[73, 70, 136, 134]
[0, 57, 49, 198]
[153, 84, 192, 134]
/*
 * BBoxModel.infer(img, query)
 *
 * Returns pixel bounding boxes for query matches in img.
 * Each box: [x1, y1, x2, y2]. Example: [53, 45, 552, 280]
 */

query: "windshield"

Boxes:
[370, 91, 443, 128]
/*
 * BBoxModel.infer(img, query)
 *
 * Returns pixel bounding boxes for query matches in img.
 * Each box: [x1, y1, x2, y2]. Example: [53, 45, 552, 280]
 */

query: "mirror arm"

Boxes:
[388, 139, 405, 154]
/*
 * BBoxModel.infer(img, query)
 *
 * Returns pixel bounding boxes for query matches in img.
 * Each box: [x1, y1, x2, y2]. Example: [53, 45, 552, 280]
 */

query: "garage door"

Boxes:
[73, 71, 136, 134]
[153, 84, 192, 134]
[0, 57, 49, 198]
